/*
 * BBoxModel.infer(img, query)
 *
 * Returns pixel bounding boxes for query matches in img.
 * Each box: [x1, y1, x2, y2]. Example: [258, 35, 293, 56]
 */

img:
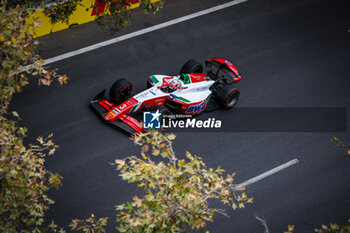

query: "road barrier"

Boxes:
[26, 0, 159, 37]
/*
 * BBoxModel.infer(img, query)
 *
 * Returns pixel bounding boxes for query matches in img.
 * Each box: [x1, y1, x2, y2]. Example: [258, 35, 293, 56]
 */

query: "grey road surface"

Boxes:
[12, 0, 350, 232]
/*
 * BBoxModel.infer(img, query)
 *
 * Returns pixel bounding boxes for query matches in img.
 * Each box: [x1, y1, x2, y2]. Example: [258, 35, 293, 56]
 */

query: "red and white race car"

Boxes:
[90, 58, 242, 134]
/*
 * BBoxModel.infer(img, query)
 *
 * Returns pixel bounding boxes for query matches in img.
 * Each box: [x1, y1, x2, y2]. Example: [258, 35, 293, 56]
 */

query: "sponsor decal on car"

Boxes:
[225, 60, 233, 66]
[119, 104, 127, 109]
[135, 92, 150, 99]
[186, 101, 205, 113]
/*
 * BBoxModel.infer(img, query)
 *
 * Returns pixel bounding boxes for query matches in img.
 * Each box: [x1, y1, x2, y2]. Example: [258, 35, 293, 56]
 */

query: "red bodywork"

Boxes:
[206, 58, 242, 83]
[90, 93, 144, 134]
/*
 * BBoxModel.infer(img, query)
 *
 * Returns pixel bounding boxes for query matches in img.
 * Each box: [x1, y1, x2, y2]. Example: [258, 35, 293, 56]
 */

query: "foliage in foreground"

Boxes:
[94, 0, 163, 33]
[256, 215, 294, 233]
[69, 214, 109, 233]
[329, 136, 350, 158]
[114, 131, 253, 232]
[0, 2, 68, 114]
[10, 0, 164, 34]
[0, 125, 62, 232]
[323, 138, 350, 232]
[0, 2, 66, 232]
[315, 219, 350, 233]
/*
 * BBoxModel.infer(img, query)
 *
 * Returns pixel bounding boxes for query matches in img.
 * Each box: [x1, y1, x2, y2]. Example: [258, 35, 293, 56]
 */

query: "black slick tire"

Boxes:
[180, 59, 203, 74]
[109, 79, 133, 104]
[214, 85, 240, 109]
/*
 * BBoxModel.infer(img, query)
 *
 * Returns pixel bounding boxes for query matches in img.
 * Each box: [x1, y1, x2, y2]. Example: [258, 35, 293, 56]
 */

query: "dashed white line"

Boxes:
[29, 0, 248, 68]
[236, 159, 299, 189]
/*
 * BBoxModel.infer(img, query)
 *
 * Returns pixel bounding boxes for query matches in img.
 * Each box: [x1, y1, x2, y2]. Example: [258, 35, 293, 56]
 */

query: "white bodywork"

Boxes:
[132, 74, 215, 113]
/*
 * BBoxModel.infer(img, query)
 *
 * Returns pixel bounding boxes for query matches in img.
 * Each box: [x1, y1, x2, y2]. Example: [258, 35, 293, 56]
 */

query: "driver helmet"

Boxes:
[170, 79, 182, 88]
[161, 79, 182, 93]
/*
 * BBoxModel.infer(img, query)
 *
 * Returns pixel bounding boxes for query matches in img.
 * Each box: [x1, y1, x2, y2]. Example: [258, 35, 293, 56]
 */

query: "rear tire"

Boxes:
[180, 59, 203, 74]
[214, 85, 240, 109]
[109, 79, 133, 104]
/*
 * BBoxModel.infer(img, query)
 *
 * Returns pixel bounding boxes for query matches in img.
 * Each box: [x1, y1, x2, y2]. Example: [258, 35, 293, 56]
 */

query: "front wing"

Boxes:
[90, 90, 144, 135]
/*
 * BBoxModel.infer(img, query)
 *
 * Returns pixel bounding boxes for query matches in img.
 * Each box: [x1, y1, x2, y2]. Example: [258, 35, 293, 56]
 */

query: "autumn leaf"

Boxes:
[48, 148, 56, 155]
[142, 144, 149, 153]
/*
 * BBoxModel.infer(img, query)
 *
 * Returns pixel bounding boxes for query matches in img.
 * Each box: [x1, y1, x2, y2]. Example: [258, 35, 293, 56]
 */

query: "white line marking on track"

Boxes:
[236, 159, 299, 189]
[27, 0, 248, 68]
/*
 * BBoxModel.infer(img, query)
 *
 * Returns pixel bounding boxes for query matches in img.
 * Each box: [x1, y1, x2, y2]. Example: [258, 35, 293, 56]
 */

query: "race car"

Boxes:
[90, 58, 242, 134]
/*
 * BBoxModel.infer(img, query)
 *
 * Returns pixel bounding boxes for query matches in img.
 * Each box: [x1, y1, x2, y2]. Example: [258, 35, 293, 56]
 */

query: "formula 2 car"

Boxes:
[90, 58, 242, 134]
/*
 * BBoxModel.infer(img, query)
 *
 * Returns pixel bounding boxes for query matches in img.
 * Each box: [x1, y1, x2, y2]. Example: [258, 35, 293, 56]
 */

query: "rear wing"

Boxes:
[205, 58, 242, 83]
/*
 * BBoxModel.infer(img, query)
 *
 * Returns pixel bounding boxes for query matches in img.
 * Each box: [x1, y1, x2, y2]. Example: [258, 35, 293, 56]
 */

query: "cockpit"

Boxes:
[160, 78, 183, 93]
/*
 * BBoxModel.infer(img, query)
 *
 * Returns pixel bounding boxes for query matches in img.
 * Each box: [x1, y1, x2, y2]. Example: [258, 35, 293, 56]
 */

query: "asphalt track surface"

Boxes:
[12, 0, 350, 232]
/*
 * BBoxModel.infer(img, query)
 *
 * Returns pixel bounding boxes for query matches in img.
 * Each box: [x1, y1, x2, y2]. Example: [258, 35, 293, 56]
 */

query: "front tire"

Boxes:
[214, 86, 240, 109]
[109, 79, 133, 104]
[180, 59, 203, 74]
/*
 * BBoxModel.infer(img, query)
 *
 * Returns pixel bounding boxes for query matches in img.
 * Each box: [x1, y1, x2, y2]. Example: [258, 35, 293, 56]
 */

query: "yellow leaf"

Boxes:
[186, 151, 193, 159]
[167, 133, 176, 140]
[330, 223, 339, 230]
[141, 153, 148, 160]
[12, 111, 19, 118]
[288, 225, 294, 231]
[115, 159, 124, 165]
[232, 203, 237, 210]
[178, 160, 185, 167]
[152, 149, 160, 156]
